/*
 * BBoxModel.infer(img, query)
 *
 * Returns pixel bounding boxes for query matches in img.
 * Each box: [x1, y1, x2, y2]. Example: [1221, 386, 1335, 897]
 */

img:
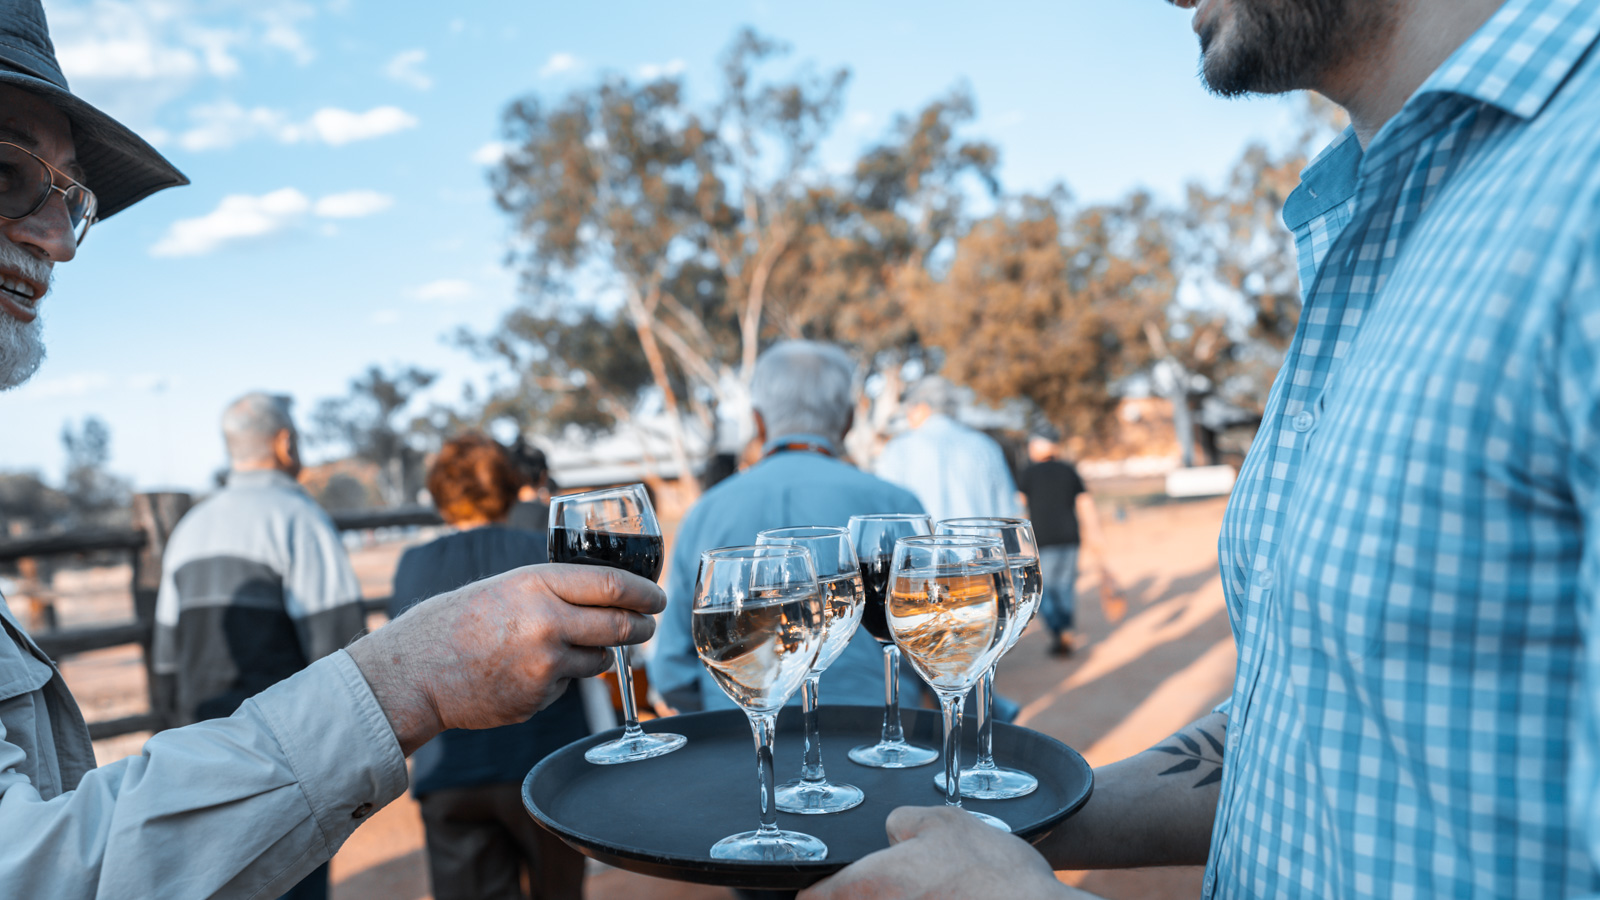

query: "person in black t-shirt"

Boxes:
[1016, 430, 1123, 657]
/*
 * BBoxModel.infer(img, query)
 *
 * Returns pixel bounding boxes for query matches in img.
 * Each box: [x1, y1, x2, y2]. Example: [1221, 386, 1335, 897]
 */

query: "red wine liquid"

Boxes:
[548, 527, 665, 582]
[858, 555, 894, 644]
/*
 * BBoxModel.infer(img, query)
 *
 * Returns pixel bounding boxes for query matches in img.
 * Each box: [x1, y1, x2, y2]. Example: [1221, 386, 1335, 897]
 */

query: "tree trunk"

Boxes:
[626, 285, 702, 503]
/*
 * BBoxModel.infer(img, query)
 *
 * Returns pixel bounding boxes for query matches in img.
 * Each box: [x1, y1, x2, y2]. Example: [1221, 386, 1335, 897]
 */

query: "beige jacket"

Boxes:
[0, 595, 407, 899]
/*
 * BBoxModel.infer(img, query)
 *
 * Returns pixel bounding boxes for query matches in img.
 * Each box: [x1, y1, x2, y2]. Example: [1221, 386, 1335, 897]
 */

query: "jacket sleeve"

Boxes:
[282, 508, 368, 663]
[0, 651, 408, 900]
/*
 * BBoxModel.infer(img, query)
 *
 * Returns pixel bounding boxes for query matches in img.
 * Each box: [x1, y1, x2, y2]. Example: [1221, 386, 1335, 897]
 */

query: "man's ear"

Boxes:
[839, 408, 855, 443]
[753, 410, 769, 446]
[273, 429, 299, 472]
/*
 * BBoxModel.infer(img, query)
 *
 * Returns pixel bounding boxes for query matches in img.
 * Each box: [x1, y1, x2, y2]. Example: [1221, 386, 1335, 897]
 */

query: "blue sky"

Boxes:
[2, 0, 1301, 492]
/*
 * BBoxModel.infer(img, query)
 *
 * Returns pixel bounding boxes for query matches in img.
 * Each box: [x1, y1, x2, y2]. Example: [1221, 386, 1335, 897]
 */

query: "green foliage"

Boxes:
[311, 365, 437, 506]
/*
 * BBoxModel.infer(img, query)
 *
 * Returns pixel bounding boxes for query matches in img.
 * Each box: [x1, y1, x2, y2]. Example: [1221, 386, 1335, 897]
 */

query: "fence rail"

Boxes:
[6, 498, 445, 739]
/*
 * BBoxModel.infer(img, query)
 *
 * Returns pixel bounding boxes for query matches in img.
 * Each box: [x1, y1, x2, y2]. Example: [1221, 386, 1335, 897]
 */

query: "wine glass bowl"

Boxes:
[933, 517, 1044, 799]
[693, 545, 829, 861]
[888, 534, 1012, 832]
[756, 526, 867, 814]
[547, 485, 687, 765]
[845, 513, 940, 769]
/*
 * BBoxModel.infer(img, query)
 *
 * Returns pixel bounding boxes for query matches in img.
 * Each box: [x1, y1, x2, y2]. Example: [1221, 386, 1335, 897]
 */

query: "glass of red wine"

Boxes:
[548, 484, 687, 765]
[844, 513, 939, 769]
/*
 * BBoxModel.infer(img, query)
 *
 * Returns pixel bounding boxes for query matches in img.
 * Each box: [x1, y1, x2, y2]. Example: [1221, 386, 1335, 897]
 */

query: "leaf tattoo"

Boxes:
[1153, 723, 1226, 789]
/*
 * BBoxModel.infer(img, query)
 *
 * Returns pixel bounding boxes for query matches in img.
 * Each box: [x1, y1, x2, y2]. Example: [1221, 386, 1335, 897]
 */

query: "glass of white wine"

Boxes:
[888, 534, 1013, 831]
[692, 545, 829, 861]
[934, 517, 1044, 799]
[756, 526, 867, 814]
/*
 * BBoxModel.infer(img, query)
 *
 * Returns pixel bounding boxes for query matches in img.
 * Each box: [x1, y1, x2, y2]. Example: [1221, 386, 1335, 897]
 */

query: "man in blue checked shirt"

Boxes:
[803, 0, 1600, 898]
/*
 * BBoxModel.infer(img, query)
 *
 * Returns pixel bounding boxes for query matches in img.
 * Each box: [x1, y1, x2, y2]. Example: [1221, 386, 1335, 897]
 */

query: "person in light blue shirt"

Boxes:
[874, 376, 1021, 526]
[802, 1, 1600, 899]
[648, 340, 927, 714]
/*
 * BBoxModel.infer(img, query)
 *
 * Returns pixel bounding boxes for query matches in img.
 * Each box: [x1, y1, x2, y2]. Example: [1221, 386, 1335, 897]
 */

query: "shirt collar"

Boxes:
[1282, 126, 1363, 233]
[1412, 0, 1600, 121]
[227, 468, 300, 489]
[760, 433, 839, 457]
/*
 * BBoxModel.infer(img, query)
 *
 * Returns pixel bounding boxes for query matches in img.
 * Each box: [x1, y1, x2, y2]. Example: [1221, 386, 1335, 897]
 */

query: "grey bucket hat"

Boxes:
[0, 0, 188, 220]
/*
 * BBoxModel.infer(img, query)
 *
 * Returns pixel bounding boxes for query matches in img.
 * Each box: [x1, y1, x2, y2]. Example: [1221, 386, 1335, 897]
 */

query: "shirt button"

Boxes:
[1292, 411, 1315, 432]
[351, 803, 374, 820]
[1258, 571, 1275, 590]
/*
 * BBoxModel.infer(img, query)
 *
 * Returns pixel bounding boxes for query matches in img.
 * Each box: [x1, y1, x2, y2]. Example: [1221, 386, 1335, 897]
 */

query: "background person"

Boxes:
[506, 437, 554, 532]
[647, 340, 927, 713]
[1016, 428, 1124, 657]
[874, 375, 1021, 525]
[153, 391, 368, 900]
[389, 434, 588, 900]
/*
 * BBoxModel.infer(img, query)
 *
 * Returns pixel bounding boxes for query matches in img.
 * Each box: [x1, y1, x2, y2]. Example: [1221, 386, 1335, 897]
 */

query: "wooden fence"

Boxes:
[0, 494, 443, 740]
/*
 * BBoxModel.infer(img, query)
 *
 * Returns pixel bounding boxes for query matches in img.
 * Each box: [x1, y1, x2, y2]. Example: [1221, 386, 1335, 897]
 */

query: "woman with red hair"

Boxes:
[388, 434, 588, 900]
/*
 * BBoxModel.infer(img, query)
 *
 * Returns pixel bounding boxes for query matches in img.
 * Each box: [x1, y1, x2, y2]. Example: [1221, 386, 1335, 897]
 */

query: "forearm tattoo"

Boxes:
[1152, 722, 1226, 789]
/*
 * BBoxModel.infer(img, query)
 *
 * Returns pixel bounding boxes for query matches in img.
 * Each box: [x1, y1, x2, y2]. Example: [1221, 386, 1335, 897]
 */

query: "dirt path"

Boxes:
[65, 499, 1233, 900]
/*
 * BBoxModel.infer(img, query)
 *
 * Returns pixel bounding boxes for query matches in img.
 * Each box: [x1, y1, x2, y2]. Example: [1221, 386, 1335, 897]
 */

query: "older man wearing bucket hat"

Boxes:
[0, 4, 666, 898]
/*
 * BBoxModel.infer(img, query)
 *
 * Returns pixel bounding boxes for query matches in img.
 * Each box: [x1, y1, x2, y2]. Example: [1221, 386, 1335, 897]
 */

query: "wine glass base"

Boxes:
[584, 730, 687, 765]
[961, 809, 1011, 832]
[934, 765, 1039, 799]
[710, 829, 828, 861]
[776, 778, 865, 814]
[848, 739, 939, 769]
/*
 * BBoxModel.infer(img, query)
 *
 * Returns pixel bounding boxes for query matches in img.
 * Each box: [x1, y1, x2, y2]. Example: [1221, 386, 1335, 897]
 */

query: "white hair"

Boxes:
[0, 241, 51, 391]
[222, 392, 295, 467]
[750, 340, 857, 440]
[905, 375, 960, 415]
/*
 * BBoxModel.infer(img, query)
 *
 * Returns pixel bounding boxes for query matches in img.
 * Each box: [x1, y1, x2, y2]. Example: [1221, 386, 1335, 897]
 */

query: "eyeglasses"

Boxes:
[0, 141, 97, 247]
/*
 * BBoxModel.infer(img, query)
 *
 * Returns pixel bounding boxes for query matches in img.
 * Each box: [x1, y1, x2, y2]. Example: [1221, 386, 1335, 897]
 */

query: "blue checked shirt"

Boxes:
[1206, 1, 1600, 897]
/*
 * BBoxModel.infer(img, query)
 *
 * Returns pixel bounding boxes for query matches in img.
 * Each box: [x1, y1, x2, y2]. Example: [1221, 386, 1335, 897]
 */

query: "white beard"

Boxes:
[0, 240, 51, 390]
[0, 311, 44, 390]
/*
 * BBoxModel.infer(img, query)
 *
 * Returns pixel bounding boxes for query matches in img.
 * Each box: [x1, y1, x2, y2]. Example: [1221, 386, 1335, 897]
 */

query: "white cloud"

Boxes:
[18, 371, 112, 399]
[471, 141, 508, 165]
[409, 279, 475, 304]
[175, 102, 419, 151]
[370, 309, 400, 325]
[151, 188, 311, 258]
[384, 48, 432, 90]
[313, 190, 394, 218]
[847, 110, 876, 132]
[637, 59, 686, 81]
[539, 52, 580, 78]
[302, 106, 418, 146]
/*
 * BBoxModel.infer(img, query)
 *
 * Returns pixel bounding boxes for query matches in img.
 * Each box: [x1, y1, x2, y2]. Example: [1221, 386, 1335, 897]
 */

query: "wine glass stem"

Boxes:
[880, 644, 907, 745]
[939, 690, 966, 810]
[749, 710, 781, 835]
[975, 667, 997, 769]
[612, 646, 644, 735]
[800, 673, 825, 783]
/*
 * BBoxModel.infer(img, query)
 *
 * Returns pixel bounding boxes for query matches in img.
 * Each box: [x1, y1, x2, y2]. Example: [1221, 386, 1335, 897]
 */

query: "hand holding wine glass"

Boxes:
[548, 484, 687, 765]
[888, 534, 1012, 831]
[693, 545, 829, 861]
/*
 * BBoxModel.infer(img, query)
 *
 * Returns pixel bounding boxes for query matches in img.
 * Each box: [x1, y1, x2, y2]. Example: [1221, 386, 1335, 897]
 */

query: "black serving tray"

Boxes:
[521, 705, 1092, 890]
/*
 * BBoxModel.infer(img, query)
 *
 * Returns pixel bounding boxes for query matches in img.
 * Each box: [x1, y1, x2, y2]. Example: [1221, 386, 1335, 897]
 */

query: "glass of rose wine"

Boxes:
[756, 526, 867, 814]
[934, 517, 1044, 799]
[888, 534, 1012, 831]
[692, 545, 828, 861]
[845, 513, 940, 769]
[548, 484, 687, 765]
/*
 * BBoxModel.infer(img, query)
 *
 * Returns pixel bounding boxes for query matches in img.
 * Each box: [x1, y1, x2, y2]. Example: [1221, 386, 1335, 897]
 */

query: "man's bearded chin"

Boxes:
[0, 311, 45, 390]
[1198, 0, 1383, 97]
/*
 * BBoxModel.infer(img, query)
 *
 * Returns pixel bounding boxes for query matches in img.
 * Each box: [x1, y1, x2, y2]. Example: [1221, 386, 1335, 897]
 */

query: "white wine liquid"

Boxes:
[812, 575, 865, 675]
[694, 587, 823, 711]
[888, 566, 1004, 691]
[1003, 559, 1043, 652]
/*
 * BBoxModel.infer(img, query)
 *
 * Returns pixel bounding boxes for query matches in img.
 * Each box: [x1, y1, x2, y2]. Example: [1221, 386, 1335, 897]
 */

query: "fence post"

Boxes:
[130, 492, 192, 731]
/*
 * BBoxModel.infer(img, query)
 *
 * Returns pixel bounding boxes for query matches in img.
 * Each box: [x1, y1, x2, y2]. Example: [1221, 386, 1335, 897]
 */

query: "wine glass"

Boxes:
[548, 484, 687, 765]
[934, 517, 1044, 799]
[888, 534, 1012, 831]
[693, 545, 828, 861]
[756, 526, 867, 814]
[845, 513, 940, 769]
